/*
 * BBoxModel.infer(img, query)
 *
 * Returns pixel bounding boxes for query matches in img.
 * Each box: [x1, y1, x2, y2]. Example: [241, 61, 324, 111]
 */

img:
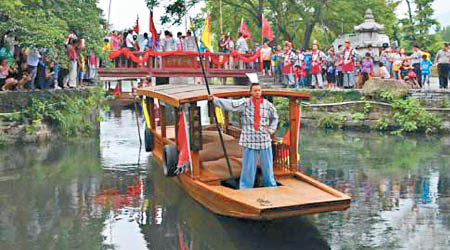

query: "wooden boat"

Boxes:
[136, 84, 351, 220]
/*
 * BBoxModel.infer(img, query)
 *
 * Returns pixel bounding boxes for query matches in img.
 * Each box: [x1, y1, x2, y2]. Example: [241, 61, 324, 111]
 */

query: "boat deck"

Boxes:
[209, 177, 341, 210]
[189, 172, 350, 219]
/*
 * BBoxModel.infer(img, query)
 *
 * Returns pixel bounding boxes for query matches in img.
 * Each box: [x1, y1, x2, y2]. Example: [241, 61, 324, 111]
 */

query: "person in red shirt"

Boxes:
[340, 39, 359, 88]
[310, 40, 327, 89]
[67, 38, 78, 88]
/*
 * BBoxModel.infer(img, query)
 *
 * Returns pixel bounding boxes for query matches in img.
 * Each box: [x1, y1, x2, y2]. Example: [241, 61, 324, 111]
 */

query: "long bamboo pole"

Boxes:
[107, 0, 112, 28]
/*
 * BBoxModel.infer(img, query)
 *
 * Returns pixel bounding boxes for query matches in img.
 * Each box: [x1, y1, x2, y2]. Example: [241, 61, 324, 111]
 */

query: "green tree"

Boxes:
[0, 0, 106, 67]
[414, 0, 440, 46]
[201, 0, 399, 49]
[399, 0, 440, 47]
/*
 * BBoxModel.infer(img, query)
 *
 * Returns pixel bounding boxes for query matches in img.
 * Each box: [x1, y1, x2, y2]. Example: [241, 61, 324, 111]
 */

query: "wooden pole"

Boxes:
[148, 98, 156, 130]
[160, 104, 166, 139]
[220, 0, 223, 33]
[289, 98, 298, 171]
[107, 0, 112, 28]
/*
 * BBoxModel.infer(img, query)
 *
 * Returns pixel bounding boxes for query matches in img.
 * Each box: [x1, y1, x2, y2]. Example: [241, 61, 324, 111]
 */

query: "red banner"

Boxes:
[107, 48, 261, 66]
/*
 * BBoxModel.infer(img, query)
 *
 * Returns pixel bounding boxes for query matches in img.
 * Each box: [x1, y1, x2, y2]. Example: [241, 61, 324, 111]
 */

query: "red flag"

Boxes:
[262, 15, 274, 41]
[177, 112, 191, 170]
[149, 11, 158, 49]
[133, 16, 139, 33]
[113, 83, 120, 97]
[239, 18, 253, 40]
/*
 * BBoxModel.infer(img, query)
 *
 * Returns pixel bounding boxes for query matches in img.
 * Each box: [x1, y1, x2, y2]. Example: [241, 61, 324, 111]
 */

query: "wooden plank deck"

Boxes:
[205, 176, 344, 210]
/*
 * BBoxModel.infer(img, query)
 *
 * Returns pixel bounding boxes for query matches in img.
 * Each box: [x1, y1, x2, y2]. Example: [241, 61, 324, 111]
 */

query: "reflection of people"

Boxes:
[209, 81, 279, 189]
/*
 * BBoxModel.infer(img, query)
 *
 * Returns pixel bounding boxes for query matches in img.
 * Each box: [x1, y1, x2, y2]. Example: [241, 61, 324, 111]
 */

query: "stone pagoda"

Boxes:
[332, 9, 390, 58]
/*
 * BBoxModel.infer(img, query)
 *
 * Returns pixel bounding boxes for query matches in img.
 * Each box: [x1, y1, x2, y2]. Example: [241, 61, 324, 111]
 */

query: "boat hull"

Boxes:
[151, 137, 351, 220]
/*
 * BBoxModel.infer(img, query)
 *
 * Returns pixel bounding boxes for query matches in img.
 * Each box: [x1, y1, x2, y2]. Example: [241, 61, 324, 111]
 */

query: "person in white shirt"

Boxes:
[236, 32, 249, 69]
[176, 32, 185, 51]
[160, 31, 177, 52]
[260, 42, 272, 77]
[434, 42, 450, 89]
[184, 31, 196, 51]
[125, 29, 134, 50]
[409, 45, 422, 87]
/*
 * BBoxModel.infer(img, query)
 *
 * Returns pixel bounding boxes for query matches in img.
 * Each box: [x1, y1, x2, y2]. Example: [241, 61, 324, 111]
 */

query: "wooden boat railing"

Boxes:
[272, 141, 291, 171]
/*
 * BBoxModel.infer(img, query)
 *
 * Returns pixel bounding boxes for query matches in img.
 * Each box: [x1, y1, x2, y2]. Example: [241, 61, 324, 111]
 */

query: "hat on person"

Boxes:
[246, 73, 259, 84]
[344, 38, 350, 44]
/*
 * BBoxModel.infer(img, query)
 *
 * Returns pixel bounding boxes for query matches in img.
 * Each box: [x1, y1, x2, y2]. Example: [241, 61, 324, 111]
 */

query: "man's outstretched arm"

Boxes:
[209, 95, 246, 113]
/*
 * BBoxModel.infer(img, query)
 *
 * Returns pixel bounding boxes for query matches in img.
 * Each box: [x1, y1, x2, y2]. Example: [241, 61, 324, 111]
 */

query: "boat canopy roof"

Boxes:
[137, 85, 310, 107]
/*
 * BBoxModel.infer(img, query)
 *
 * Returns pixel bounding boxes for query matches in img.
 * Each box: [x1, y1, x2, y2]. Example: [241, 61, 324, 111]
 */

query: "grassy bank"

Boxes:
[0, 87, 107, 143]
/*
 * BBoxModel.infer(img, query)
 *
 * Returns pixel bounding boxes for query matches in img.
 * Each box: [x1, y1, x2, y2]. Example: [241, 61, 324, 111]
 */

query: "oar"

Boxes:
[189, 17, 239, 189]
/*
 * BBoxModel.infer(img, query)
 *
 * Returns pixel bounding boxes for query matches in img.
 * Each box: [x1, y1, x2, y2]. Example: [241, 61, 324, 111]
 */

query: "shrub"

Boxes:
[376, 117, 389, 131]
[318, 113, 346, 129]
[391, 97, 441, 134]
[351, 112, 365, 122]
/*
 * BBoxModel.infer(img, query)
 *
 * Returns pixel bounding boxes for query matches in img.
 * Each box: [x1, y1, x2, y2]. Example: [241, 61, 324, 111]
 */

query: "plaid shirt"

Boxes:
[213, 97, 279, 149]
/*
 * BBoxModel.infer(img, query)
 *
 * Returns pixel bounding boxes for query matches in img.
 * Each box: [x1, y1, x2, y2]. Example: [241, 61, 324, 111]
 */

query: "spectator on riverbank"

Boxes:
[399, 59, 419, 88]
[110, 31, 121, 51]
[0, 57, 18, 91]
[184, 31, 195, 51]
[434, 42, 449, 89]
[26, 47, 41, 89]
[260, 42, 272, 77]
[160, 31, 176, 52]
[326, 47, 338, 89]
[0, 42, 13, 64]
[67, 39, 78, 88]
[360, 52, 374, 87]
[410, 45, 422, 87]
[378, 62, 390, 79]
[142, 33, 150, 51]
[418, 54, 432, 89]
[236, 32, 249, 69]
[282, 41, 296, 87]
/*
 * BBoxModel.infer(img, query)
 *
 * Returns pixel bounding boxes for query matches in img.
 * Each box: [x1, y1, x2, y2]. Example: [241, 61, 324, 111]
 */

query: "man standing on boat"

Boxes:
[208, 76, 279, 189]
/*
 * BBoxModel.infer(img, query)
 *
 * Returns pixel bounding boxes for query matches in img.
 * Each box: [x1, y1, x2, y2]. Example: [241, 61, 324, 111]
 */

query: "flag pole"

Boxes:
[261, 14, 263, 45]
[107, 0, 112, 28]
[220, 0, 223, 33]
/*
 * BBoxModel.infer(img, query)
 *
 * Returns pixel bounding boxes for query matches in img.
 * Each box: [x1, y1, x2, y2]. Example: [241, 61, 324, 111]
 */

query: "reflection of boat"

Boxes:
[137, 85, 351, 220]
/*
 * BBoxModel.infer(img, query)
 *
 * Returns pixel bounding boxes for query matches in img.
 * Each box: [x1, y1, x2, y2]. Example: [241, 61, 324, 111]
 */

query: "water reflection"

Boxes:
[299, 130, 450, 249]
[0, 108, 449, 250]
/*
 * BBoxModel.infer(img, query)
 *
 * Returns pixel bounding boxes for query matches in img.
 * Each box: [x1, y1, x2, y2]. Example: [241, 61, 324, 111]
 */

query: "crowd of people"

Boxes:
[0, 32, 98, 92]
[4, 26, 446, 92]
[103, 28, 450, 90]
[268, 40, 450, 90]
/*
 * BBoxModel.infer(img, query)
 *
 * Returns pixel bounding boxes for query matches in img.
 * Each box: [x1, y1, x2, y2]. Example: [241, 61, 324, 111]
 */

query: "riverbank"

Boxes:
[0, 87, 106, 145]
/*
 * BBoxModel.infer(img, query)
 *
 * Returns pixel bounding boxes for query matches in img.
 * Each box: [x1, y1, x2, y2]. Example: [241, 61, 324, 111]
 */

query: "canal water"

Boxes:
[1, 108, 449, 250]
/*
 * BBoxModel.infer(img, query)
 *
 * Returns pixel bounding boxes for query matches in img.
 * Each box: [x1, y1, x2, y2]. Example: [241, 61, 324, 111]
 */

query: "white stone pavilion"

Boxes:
[332, 9, 390, 58]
